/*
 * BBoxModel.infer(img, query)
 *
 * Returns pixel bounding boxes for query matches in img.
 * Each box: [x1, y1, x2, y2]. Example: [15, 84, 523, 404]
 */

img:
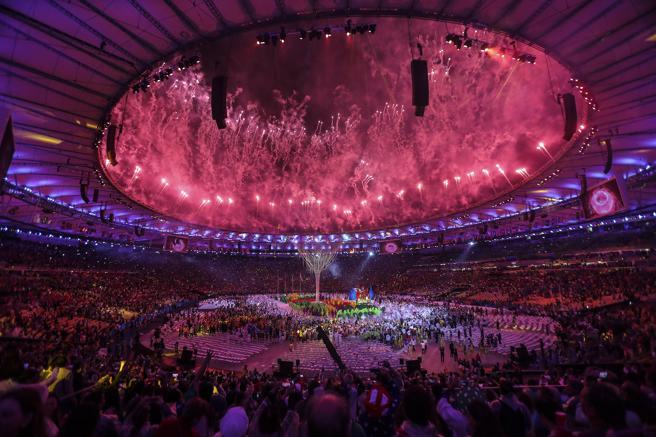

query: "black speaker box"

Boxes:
[106, 124, 118, 165]
[411, 60, 429, 116]
[601, 139, 613, 174]
[278, 360, 294, 377]
[562, 93, 577, 140]
[80, 183, 89, 203]
[212, 76, 228, 129]
[406, 359, 421, 374]
[0, 112, 15, 181]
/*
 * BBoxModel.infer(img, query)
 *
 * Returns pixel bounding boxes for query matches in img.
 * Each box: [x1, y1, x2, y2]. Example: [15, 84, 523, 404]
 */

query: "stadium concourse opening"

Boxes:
[1, 1, 656, 437]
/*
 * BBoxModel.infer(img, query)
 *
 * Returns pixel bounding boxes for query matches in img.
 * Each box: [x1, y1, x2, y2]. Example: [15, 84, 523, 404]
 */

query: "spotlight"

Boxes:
[280, 27, 286, 43]
[517, 54, 536, 64]
[480, 42, 489, 52]
[445, 34, 463, 49]
[131, 84, 140, 94]
[345, 19, 352, 36]
[368, 24, 376, 33]
[257, 33, 271, 45]
[298, 28, 306, 40]
[464, 38, 473, 48]
[324, 26, 332, 38]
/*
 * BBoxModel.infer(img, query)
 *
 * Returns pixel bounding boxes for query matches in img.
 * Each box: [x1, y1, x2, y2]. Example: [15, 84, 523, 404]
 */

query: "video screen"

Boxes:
[583, 178, 625, 219]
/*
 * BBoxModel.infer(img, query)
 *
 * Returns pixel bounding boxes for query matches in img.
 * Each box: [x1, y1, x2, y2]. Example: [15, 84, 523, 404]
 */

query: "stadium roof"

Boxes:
[1, 0, 655, 252]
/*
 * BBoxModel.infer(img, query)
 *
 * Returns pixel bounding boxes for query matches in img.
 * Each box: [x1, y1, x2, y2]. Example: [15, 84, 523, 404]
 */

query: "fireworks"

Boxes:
[103, 20, 575, 233]
[158, 178, 170, 194]
[496, 164, 514, 187]
[515, 168, 530, 179]
[537, 142, 555, 162]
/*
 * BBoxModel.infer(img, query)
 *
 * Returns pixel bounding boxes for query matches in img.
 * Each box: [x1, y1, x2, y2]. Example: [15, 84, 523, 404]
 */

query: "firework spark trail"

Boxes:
[494, 62, 518, 101]
[106, 20, 575, 233]
[496, 164, 514, 188]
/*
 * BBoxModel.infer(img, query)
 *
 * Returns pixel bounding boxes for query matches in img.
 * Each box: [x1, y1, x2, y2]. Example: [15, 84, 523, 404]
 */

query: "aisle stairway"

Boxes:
[278, 338, 406, 373]
[143, 330, 271, 364]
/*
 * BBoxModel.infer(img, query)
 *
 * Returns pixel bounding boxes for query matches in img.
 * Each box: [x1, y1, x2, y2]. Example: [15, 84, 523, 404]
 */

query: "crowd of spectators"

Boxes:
[1, 234, 656, 436]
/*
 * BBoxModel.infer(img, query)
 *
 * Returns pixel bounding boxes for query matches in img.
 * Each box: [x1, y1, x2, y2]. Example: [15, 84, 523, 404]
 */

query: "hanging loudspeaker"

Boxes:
[80, 183, 89, 203]
[410, 60, 429, 116]
[212, 76, 228, 129]
[600, 139, 613, 174]
[92, 188, 99, 203]
[106, 124, 118, 165]
[0, 111, 16, 182]
[561, 93, 577, 140]
[579, 173, 588, 210]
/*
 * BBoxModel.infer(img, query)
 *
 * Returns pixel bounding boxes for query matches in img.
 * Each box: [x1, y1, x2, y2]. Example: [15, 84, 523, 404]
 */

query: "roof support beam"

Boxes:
[127, 0, 180, 45]
[585, 48, 654, 80]
[0, 19, 123, 86]
[546, 0, 621, 47]
[79, 0, 163, 56]
[238, 0, 257, 23]
[0, 93, 101, 121]
[465, 0, 486, 21]
[0, 97, 100, 128]
[164, 0, 203, 37]
[511, 0, 552, 36]
[597, 72, 656, 94]
[532, 0, 595, 41]
[491, 0, 522, 26]
[0, 70, 105, 112]
[46, 0, 143, 66]
[0, 5, 133, 75]
[201, 0, 229, 29]
[274, 0, 286, 18]
[438, 0, 454, 17]
[0, 57, 109, 99]
[577, 25, 656, 65]
[565, 8, 656, 58]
